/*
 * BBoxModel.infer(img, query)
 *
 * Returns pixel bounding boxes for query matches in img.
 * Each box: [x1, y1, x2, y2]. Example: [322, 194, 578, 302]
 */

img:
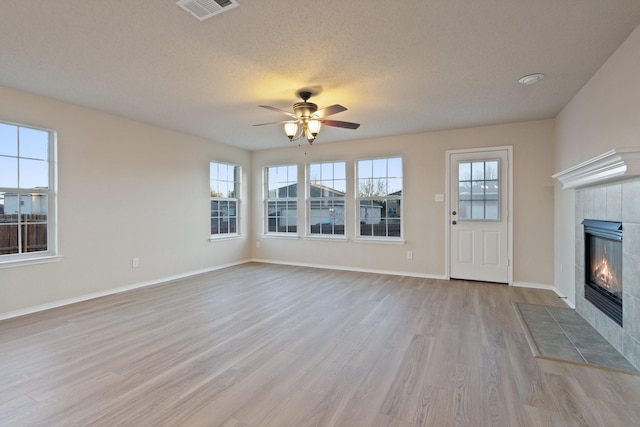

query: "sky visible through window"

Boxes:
[0, 123, 49, 190]
[358, 157, 402, 197]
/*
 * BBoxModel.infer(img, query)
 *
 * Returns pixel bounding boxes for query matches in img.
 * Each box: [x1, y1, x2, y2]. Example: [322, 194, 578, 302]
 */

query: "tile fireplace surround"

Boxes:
[554, 148, 640, 370]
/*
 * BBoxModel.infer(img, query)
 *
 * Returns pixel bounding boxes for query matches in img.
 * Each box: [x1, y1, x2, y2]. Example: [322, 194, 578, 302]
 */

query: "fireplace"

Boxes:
[555, 153, 640, 370]
[582, 219, 623, 326]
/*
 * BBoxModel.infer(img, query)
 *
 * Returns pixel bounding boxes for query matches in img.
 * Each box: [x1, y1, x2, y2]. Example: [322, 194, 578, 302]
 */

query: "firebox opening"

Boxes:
[582, 219, 623, 327]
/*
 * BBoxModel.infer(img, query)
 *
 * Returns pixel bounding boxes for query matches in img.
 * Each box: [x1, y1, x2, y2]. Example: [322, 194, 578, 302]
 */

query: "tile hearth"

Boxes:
[517, 303, 638, 373]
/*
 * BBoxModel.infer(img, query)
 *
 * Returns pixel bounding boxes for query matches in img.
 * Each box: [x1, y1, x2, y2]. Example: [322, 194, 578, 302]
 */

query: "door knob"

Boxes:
[452, 220, 457, 225]
[452, 211, 457, 215]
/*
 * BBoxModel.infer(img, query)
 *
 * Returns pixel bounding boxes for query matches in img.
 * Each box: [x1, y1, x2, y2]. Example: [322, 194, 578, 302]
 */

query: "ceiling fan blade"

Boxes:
[253, 120, 296, 126]
[258, 105, 297, 119]
[314, 104, 347, 118]
[321, 119, 360, 130]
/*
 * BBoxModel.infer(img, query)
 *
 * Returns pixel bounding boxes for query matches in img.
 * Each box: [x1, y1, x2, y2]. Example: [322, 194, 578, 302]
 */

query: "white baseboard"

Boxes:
[2, 260, 571, 321]
[0, 259, 251, 322]
[250, 258, 447, 280]
[512, 281, 575, 309]
[512, 281, 555, 290]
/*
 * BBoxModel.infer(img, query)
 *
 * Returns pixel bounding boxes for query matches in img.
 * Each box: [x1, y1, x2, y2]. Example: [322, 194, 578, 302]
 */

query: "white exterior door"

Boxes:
[448, 148, 511, 284]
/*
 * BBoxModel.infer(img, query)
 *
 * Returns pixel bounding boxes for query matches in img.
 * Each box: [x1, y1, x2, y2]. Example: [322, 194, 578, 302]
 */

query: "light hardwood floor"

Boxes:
[1, 263, 639, 426]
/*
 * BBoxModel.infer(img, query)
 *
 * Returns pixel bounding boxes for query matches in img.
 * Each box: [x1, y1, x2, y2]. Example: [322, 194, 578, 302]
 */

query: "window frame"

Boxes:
[264, 164, 298, 235]
[0, 120, 58, 265]
[457, 158, 501, 221]
[356, 156, 403, 240]
[306, 160, 347, 238]
[209, 161, 240, 238]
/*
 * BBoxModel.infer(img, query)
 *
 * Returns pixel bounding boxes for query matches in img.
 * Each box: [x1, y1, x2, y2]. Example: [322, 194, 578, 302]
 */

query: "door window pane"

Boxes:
[459, 162, 471, 181]
[458, 160, 500, 220]
[459, 182, 471, 200]
[472, 162, 485, 180]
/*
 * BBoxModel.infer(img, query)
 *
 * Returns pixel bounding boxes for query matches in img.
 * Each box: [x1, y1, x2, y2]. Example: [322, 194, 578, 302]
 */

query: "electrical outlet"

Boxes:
[256, 241, 261, 249]
[407, 251, 413, 260]
[132, 258, 139, 268]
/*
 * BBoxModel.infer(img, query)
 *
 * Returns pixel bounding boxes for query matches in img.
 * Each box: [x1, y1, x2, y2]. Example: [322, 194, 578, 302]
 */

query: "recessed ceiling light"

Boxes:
[518, 73, 545, 85]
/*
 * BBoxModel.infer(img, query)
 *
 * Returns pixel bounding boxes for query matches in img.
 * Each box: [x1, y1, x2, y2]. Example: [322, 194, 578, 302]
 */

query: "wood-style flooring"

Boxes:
[1, 263, 639, 426]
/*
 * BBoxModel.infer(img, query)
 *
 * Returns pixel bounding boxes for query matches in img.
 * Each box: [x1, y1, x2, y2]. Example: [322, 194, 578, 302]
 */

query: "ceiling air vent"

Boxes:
[176, 0, 239, 21]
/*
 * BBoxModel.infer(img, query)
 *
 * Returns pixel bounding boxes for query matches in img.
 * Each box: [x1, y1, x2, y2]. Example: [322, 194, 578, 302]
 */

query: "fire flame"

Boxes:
[593, 255, 619, 292]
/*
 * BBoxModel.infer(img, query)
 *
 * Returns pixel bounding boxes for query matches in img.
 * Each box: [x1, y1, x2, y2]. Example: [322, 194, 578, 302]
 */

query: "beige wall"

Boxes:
[0, 85, 558, 318]
[0, 86, 251, 317]
[251, 119, 555, 285]
[555, 24, 640, 305]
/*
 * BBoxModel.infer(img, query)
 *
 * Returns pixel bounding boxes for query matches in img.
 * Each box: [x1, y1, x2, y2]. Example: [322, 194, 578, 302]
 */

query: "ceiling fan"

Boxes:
[253, 90, 360, 144]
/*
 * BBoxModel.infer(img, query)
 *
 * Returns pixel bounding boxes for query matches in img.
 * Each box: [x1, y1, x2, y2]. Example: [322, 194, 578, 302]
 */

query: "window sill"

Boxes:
[303, 235, 348, 242]
[0, 255, 63, 269]
[261, 233, 300, 239]
[352, 237, 405, 245]
[208, 234, 244, 242]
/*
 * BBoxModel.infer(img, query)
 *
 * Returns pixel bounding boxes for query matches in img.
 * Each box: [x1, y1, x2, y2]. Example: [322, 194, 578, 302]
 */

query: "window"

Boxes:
[357, 157, 402, 238]
[210, 161, 239, 236]
[0, 121, 56, 260]
[457, 160, 499, 220]
[307, 161, 346, 236]
[265, 165, 298, 233]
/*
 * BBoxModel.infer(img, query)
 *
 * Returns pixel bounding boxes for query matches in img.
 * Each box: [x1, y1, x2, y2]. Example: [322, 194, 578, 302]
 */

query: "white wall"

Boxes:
[251, 120, 555, 284]
[555, 24, 640, 305]
[0, 85, 251, 317]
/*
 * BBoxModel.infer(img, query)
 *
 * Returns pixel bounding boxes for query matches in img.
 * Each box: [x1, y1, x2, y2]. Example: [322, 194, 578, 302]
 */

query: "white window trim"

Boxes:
[0, 120, 58, 265]
[208, 234, 243, 242]
[260, 233, 299, 240]
[209, 161, 240, 238]
[352, 236, 405, 245]
[355, 156, 403, 240]
[303, 235, 348, 242]
[0, 254, 63, 269]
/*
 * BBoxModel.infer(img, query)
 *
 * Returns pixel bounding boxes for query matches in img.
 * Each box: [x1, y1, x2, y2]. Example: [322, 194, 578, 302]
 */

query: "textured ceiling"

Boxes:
[1, 1, 640, 151]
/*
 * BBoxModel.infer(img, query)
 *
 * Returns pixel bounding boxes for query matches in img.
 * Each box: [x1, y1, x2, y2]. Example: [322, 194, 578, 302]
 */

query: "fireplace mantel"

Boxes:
[553, 147, 640, 189]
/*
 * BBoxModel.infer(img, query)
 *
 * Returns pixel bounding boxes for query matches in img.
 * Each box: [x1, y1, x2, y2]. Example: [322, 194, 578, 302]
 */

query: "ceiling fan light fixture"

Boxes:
[283, 122, 299, 140]
[307, 119, 321, 137]
[304, 126, 316, 144]
[255, 90, 360, 145]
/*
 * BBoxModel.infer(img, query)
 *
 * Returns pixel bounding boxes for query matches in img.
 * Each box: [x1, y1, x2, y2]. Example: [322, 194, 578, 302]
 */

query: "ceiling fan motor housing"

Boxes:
[293, 102, 318, 119]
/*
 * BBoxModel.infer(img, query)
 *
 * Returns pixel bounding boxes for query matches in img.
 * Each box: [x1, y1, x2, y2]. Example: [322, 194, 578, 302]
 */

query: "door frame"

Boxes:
[445, 145, 514, 285]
